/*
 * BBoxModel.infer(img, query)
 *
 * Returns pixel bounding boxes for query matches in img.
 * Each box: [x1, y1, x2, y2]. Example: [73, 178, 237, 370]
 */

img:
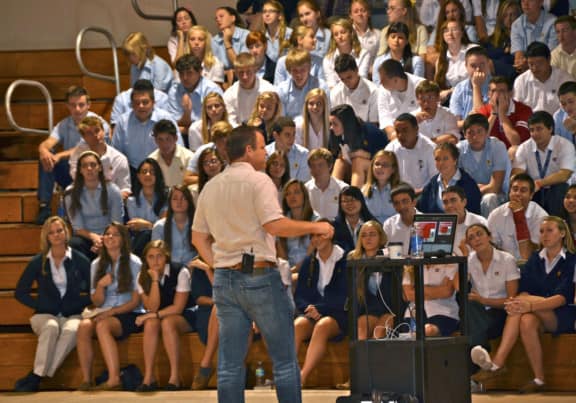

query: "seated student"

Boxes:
[512, 111, 575, 216]
[383, 184, 421, 256]
[551, 16, 576, 78]
[188, 148, 225, 206]
[247, 91, 283, 143]
[513, 42, 573, 116]
[13, 216, 91, 392]
[474, 76, 532, 152]
[134, 240, 196, 391]
[323, 18, 370, 89]
[487, 173, 548, 261]
[560, 184, 576, 239]
[69, 116, 131, 199]
[76, 222, 142, 390]
[384, 113, 437, 194]
[441, 185, 487, 255]
[151, 185, 197, 267]
[278, 179, 318, 272]
[266, 151, 291, 199]
[418, 142, 482, 215]
[277, 48, 328, 120]
[148, 119, 194, 188]
[333, 187, 376, 253]
[188, 92, 229, 152]
[457, 114, 511, 217]
[265, 116, 310, 182]
[174, 25, 225, 86]
[450, 46, 492, 129]
[110, 87, 170, 127]
[112, 80, 180, 180]
[166, 7, 197, 65]
[211, 6, 250, 71]
[329, 104, 387, 187]
[376, 59, 424, 140]
[372, 22, 425, 85]
[412, 80, 459, 144]
[295, 88, 330, 150]
[480, 0, 521, 69]
[554, 81, 576, 146]
[223, 52, 277, 127]
[471, 216, 576, 394]
[294, 219, 347, 386]
[126, 158, 167, 257]
[305, 147, 348, 221]
[246, 30, 276, 84]
[510, 0, 557, 73]
[167, 54, 223, 135]
[362, 150, 401, 224]
[123, 32, 174, 93]
[349, 0, 381, 66]
[184, 121, 232, 186]
[261, 0, 292, 63]
[274, 25, 324, 86]
[402, 258, 460, 337]
[36, 86, 110, 224]
[462, 223, 519, 380]
[330, 54, 379, 124]
[296, 0, 332, 58]
[65, 151, 123, 261]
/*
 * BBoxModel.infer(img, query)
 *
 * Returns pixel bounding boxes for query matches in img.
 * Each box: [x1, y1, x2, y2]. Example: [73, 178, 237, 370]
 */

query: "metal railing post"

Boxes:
[4, 80, 53, 134]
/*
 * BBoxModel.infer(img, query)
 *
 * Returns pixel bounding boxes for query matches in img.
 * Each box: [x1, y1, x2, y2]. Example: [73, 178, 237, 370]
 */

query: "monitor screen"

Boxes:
[412, 214, 458, 256]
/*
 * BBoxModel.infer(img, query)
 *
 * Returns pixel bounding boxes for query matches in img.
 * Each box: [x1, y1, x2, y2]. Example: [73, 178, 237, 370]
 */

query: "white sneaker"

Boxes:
[471, 346, 493, 370]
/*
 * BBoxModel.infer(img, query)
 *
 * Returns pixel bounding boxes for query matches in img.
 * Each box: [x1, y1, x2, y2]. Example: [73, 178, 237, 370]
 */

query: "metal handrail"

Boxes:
[131, 0, 179, 20]
[75, 26, 121, 96]
[4, 80, 53, 134]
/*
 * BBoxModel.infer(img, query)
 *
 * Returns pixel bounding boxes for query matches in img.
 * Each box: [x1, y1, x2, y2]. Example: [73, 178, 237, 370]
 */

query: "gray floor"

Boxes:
[1, 390, 576, 402]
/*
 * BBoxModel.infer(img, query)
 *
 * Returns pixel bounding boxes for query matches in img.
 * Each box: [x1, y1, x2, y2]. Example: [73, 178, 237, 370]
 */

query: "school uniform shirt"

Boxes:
[551, 44, 576, 78]
[510, 9, 558, 55]
[450, 76, 491, 119]
[330, 77, 379, 123]
[457, 136, 511, 194]
[372, 54, 425, 85]
[50, 112, 110, 150]
[274, 53, 324, 86]
[69, 143, 131, 194]
[151, 217, 196, 266]
[382, 210, 421, 256]
[167, 77, 223, 123]
[513, 135, 575, 181]
[265, 27, 293, 62]
[445, 44, 479, 88]
[223, 77, 277, 127]
[384, 134, 437, 190]
[126, 193, 165, 223]
[323, 48, 371, 89]
[412, 106, 459, 141]
[265, 142, 311, 183]
[305, 177, 348, 221]
[365, 183, 396, 224]
[130, 55, 174, 93]
[148, 144, 195, 187]
[276, 75, 328, 120]
[377, 73, 424, 130]
[312, 27, 331, 58]
[356, 27, 381, 66]
[136, 264, 192, 309]
[212, 27, 250, 70]
[417, 169, 482, 215]
[110, 89, 170, 126]
[553, 108, 576, 154]
[513, 66, 573, 115]
[90, 253, 142, 309]
[487, 201, 548, 260]
[453, 211, 487, 256]
[377, 24, 428, 56]
[468, 249, 519, 300]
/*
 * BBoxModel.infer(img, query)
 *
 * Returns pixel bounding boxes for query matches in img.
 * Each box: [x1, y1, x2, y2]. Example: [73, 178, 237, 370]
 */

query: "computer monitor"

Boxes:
[411, 214, 458, 257]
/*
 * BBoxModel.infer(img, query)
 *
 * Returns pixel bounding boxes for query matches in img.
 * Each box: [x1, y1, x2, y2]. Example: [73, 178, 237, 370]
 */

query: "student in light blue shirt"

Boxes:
[274, 25, 324, 85]
[554, 81, 576, 146]
[152, 185, 197, 267]
[76, 222, 143, 390]
[167, 54, 223, 134]
[276, 49, 329, 119]
[265, 116, 311, 183]
[362, 150, 402, 224]
[110, 87, 169, 126]
[66, 151, 123, 261]
[123, 32, 174, 93]
[212, 7, 250, 70]
[262, 0, 293, 62]
[296, 0, 331, 57]
[111, 80, 181, 178]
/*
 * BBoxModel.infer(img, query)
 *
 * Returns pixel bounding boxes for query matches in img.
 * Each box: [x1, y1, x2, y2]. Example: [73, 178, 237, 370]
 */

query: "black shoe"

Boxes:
[135, 382, 158, 392]
[35, 205, 51, 225]
[164, 383, 180, 391]
[14, 372, 41, 392]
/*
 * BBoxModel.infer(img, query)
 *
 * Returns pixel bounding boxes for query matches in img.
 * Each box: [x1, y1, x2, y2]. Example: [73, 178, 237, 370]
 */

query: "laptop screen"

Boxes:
[411, 214, 458, 256]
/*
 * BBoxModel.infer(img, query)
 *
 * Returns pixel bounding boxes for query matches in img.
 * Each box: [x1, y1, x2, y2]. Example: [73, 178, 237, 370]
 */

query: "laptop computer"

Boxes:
[410, 214, 458, 257]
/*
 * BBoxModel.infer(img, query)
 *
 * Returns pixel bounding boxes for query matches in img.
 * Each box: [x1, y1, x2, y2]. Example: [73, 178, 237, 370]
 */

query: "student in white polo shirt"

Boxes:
[512, 111, 575, 216]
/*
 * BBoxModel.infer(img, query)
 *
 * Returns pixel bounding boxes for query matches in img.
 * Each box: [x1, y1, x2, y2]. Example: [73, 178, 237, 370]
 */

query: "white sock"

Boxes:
[533, 378, 544, 385]
[490, 363, 500, 371]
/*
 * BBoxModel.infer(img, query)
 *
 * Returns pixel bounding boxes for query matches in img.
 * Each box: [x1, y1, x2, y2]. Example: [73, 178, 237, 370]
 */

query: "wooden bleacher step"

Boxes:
[0, 224, 42, 255]
[0, 161, 38, 190]
[0, 191, 40, 223]
[0, 256, 32, 290]
[0, 130, 44, 161]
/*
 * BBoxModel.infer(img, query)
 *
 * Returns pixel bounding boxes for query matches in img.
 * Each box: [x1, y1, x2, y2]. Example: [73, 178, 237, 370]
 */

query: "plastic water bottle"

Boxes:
[410, 224, 423, 258]
[57, 192, 66, 219]
[255, 361, 265, 386]
[408, 302, 417, 338]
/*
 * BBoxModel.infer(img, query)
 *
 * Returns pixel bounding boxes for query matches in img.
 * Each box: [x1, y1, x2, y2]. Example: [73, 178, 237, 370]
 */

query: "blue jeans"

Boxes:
[37, 159, 72, 204]
[213, 268, 301, 403]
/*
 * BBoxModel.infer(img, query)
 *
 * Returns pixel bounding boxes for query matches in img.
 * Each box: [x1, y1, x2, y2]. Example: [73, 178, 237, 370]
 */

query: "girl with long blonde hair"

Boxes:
[295, 88, 330, 150]
[188, 92, 229, 150]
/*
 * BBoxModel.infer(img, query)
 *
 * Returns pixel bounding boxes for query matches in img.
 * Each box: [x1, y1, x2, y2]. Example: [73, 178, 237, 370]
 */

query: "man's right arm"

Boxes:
[263, 217, 334, 238]
[38, 137, 60, 171]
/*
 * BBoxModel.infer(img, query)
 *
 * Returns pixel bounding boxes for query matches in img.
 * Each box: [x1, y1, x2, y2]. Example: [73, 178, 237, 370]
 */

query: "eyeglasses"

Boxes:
[203, 158, 221, 166]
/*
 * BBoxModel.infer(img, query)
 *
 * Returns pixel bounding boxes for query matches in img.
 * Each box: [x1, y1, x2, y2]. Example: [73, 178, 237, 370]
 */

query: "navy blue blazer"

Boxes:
[15, 250, 91, 317]
[417, 168, 481, 215]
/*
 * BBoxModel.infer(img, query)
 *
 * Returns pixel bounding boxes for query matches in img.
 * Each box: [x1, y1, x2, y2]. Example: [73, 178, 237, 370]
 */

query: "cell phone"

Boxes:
[241, 251, 255, 274]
